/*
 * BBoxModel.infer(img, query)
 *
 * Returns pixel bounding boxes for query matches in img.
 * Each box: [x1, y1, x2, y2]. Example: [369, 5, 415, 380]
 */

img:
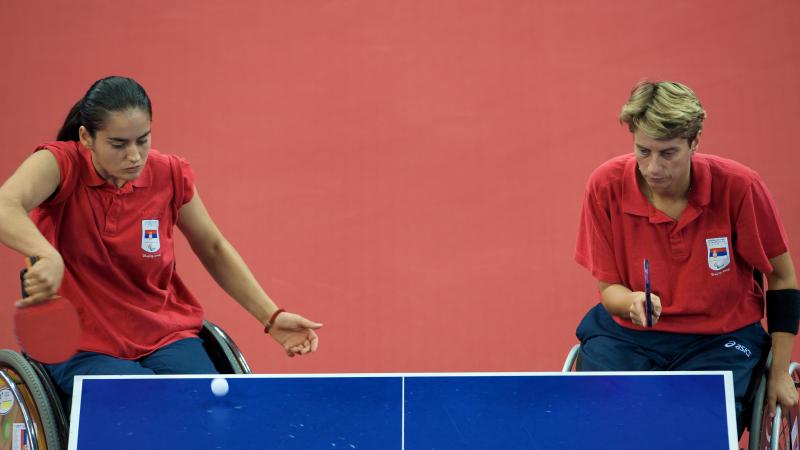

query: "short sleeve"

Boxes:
[169, 155, 195, 207]
[34, 142, 80, 206]
[734, 173, 789, 274]
[574, 181, 622, 283]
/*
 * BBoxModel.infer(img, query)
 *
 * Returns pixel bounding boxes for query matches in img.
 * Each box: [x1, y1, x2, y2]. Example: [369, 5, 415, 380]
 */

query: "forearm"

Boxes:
[599, 282, 635, 319]
[765, 252, 798, 375]
[0, 198, 60, 260]
[192, 237, 279, 325]
[770, 332, 794, 375]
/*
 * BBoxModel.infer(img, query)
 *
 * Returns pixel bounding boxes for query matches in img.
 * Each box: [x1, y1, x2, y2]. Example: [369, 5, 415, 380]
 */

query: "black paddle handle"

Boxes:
[19, 256, 39, 298]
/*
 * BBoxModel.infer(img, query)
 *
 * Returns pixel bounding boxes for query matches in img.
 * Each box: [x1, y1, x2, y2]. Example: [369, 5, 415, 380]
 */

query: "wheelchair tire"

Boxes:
[0, 349, 62, 450]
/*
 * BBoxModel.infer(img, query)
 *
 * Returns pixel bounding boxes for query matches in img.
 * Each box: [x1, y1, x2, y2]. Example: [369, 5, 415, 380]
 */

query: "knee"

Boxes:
[142, 338, 217, 374]
[578, 338, 653, 372]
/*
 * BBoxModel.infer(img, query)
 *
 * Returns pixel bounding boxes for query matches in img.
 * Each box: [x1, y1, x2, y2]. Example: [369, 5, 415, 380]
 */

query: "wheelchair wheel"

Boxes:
[758, 365, 800, 450]
[0, 349, 62, 450]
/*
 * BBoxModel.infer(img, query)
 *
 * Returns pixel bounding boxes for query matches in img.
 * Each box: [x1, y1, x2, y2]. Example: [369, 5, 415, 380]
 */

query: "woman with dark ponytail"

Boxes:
[0, 76, 322, 395]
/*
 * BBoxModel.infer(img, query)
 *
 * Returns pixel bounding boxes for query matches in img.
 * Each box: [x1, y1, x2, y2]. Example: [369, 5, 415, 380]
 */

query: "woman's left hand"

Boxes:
[268, 312, 323, 357]
[767, 370, 799, 418]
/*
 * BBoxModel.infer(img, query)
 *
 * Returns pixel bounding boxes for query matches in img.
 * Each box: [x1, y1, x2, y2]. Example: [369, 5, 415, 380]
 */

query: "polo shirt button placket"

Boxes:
[669, 230, 689, 260]
[105, 191, 123, 235]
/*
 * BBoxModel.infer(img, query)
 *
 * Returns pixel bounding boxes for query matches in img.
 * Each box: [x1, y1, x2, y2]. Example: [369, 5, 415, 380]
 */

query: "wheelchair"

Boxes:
[0, 320, 251, 450]
[562, 343, 800, 450]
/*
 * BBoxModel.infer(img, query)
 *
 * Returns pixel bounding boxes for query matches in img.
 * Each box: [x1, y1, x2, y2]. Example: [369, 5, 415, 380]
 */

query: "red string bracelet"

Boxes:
[264, 309, 286, 334]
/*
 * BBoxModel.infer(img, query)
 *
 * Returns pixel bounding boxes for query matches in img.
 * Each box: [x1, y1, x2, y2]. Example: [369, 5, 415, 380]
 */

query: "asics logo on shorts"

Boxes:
[724, 340, 752, 358]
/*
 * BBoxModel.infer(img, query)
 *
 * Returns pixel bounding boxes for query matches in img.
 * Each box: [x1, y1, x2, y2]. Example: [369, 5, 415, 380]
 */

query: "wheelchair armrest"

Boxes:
[562, 344, 581, 372]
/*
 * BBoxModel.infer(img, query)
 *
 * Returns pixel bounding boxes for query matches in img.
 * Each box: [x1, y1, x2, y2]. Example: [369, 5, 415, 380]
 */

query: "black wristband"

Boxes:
[766, 289, 800, 335]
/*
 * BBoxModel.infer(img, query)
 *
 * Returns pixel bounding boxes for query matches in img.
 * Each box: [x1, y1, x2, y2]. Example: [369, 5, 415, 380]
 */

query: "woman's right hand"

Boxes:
[17, 253, 64, 307]
[627, 291, 662, 327]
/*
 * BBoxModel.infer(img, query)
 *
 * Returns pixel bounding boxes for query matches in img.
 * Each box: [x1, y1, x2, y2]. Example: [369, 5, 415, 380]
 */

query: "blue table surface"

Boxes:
[69, 372, 736, 450]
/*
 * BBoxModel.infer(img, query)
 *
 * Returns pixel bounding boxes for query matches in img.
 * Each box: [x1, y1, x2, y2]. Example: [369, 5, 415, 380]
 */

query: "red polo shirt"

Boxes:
[575, 153, 788, 334]
[31, 141, 204, 359]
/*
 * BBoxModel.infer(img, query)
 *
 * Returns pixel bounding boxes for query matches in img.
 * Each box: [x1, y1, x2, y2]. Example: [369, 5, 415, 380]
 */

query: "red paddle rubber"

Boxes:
[14, 256, 81, 364]
[14, 297, 81, 364]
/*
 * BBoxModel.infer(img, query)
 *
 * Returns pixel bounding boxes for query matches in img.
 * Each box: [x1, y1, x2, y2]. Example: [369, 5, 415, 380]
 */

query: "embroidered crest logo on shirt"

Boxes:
[141, 219, 160, 253]
[706, 237, 730, 271]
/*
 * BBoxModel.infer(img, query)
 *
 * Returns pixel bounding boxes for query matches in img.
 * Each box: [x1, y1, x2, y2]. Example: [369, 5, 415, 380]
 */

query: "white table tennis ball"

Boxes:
[211, 377, 229, 397]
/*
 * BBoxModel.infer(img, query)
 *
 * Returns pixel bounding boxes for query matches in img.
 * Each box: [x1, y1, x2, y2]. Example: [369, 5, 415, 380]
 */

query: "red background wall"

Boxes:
[0, 0, 798, 374]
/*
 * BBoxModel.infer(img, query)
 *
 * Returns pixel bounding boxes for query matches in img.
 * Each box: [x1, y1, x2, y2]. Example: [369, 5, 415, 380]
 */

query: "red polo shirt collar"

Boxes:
[621, 155, 713, 226]
[77, 142, 152, 190]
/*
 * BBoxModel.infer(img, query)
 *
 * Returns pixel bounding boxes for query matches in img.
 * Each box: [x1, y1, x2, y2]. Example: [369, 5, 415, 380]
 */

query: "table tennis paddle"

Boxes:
[14, 256, 81, 364]
[644, 258, 653, 328]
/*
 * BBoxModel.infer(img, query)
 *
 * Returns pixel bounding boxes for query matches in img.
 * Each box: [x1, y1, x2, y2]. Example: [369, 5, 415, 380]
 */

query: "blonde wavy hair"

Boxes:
[619, 80, 707, 144]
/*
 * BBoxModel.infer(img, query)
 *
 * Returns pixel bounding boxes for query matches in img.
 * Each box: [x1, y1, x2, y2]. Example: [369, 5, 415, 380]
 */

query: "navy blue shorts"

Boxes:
[576, 304, 769, 435]
[46, 337, 218, 397]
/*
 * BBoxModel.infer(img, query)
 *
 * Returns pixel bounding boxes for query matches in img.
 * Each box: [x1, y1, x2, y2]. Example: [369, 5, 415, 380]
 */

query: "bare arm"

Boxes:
[0, 150, 64, 303]
[766, 252, 798, 291]
[177, 187, 322, 356]
[765, 251, 799, 416]
[176, 188, 279, 325]
[598, 281, 633, 317]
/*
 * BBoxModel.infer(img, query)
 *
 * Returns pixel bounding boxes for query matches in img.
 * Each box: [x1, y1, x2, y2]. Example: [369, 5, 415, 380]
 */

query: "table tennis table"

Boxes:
[68, 371, 737, 450]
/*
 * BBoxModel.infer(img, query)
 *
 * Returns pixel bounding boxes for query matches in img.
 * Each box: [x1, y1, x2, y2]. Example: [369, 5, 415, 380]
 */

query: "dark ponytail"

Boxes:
[56, 76, 152, 142]
[57, 100, 84, 141]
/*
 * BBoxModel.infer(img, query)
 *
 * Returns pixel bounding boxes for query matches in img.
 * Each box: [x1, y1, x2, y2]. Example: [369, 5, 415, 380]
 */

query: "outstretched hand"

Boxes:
[268, 312, 323, 357]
